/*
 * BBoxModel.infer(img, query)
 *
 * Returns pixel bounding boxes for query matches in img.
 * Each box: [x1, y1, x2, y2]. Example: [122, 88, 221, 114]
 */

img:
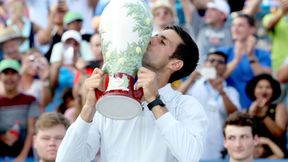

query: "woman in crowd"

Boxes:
[246, 73, 287, 157]
[19, 48, 51, 113]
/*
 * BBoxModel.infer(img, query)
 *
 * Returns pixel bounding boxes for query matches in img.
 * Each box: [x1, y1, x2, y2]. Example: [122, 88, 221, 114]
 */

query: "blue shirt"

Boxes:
[219, 47, 271, 108]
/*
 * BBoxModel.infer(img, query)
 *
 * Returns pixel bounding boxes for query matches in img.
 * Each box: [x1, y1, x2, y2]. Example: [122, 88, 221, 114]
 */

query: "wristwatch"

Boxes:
[147, 95, 165, 111]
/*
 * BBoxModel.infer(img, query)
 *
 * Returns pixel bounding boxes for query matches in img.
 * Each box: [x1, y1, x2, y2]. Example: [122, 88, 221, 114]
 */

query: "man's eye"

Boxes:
[161, 40, 165, 45]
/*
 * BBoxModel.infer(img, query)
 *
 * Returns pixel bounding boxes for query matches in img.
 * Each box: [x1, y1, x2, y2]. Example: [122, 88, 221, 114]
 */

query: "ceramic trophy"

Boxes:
[96, 0, 153, 119]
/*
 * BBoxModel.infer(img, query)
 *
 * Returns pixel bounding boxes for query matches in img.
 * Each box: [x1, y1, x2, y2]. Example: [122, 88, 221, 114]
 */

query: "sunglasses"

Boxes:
[206, 58, 225, 64]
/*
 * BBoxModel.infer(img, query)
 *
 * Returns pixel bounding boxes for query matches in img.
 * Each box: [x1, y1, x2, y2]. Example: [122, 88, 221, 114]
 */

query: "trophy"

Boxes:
[96, 0, 153, 119]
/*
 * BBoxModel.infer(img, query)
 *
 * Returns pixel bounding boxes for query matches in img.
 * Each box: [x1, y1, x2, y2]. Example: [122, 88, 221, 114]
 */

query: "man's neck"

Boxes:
[230, 156, 253, 162]
[39, 159, 55, 162]
[4, 89, 19, 99]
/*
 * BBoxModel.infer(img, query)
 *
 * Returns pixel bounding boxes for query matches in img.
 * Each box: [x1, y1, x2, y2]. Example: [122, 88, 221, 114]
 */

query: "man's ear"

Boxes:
[169, 59, 183, 71]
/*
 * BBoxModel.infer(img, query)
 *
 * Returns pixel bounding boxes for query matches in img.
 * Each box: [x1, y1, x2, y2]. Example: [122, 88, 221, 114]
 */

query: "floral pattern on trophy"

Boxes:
[100, 1, 153, 91]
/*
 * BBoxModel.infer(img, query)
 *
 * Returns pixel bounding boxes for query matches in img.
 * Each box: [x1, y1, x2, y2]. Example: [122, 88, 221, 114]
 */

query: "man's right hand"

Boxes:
[80, 68, 105, 122]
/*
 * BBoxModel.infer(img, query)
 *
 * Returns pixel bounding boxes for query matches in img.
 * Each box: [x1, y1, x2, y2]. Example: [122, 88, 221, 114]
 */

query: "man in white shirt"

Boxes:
[56, 25, 208, 162]
[178, 51, 241, 160]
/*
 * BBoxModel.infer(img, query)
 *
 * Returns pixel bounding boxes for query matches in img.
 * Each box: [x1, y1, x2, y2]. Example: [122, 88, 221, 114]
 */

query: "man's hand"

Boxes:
[83, 68, 105, 108]
[246, 35, 257, 59]
[209, 77, 224, 93]
[136, 67, 159, 103]
[280, 0, 288, 15]
[80, 68, 105, 122]
[248, 98, 268, 117]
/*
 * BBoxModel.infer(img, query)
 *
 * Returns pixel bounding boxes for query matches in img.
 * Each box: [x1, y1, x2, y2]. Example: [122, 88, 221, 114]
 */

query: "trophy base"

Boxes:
[96, 95, 142, 120]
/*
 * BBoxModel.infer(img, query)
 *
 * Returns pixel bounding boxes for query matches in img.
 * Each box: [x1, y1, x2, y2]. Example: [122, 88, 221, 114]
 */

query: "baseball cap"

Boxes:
[64, 11, 83, 25]
[0, 59, 21, 73]
[207, 0, 230, 17]
[61, 30, 82, 44]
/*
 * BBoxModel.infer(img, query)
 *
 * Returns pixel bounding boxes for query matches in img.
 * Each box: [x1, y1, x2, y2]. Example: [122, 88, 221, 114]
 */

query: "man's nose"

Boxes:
[150, 36, 160, 45]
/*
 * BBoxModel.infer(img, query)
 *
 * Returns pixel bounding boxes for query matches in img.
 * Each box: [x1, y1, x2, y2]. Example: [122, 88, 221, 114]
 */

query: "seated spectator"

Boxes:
[262, 0, 288, 71]
[0, 59, 39, 161]
[219, 13, 271, 108]
[0, 27, 25, 61]
[178, 51, 241, 160]
[34, 112, 70, 162]
[223, 112, 258, 162]
[20, 48, 51, 113]
[254, 136, 284, 159]
[246, 74, 287, 156]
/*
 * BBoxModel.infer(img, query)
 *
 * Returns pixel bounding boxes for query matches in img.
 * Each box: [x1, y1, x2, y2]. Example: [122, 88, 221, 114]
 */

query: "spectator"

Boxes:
[90, 32, 103, 68]
[151, 0, 175, 35]
[46, 30, 81, 112]
[50, 30, 93, 64]
[19, 48, 51, 113]
[63, 11, 91, 41]
[223, 112, 258, 162]
[262, 0, 288, 71]
[66, 0, 95, 34]
[6, 0, 41, 53]
[246, 73, 287, 156]
[220, 13, 271, 108]
[34, 112, 70, 162]
[178, 51, 241, 160]
[254, 136, 284, 159]
[188, 0, 233, 66]
[0, 27, 25, 61]
[37, 2, 68, 61]
[0, 59, 39, 161]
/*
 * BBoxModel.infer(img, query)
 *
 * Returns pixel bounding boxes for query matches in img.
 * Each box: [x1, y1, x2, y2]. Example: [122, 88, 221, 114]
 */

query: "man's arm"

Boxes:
[136, 67, 208, 161]
[14, 118, 36, 162]
[56, 68, 104, 162]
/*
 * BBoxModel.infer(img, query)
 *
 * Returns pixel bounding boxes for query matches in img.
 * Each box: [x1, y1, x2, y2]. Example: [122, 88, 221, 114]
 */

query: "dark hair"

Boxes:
[234, 12, 255, 27]
[245, 74, 281, 102]
[207, 51, 227, 63]
[223, 112, 257, 137]
[165, 25, 199, 83]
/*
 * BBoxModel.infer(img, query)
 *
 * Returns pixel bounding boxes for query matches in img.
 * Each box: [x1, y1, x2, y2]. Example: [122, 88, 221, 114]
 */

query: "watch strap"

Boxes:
[147, 95, 165, 111]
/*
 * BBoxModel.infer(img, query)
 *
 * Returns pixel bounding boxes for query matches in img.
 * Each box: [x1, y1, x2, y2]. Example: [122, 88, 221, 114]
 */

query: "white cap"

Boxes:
[61, 30, 82, 44]
[207, 0, 230, 17]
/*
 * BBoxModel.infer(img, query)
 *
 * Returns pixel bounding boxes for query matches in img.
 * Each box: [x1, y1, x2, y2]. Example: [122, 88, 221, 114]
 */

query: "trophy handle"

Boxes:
[95, 88, 104, 99]
[133, 87, 143, 101]
[95, 74, 109, 99]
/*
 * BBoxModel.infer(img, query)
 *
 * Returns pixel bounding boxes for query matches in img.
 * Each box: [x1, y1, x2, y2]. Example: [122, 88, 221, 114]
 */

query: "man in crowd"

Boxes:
[178, 51, 240, 160]
[220, 13, 271, 108]
[0, 28, 25, 61]
[223, 112, 259, 162]
[0, 59, 39, 161]
[34, 112, 70, 162]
